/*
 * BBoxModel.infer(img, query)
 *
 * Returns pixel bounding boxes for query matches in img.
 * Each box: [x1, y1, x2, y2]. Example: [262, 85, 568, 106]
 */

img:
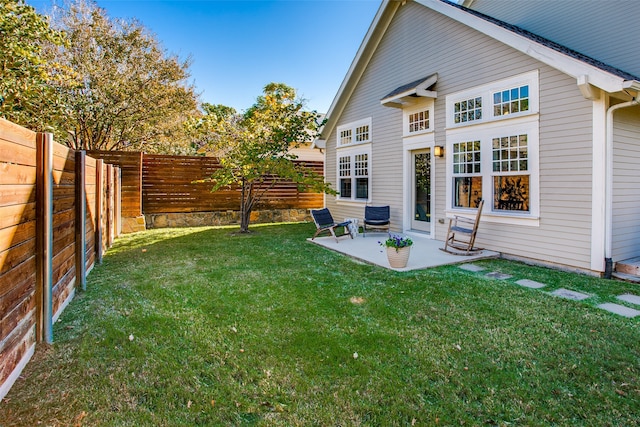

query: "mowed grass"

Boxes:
[1, 223, 639, 426]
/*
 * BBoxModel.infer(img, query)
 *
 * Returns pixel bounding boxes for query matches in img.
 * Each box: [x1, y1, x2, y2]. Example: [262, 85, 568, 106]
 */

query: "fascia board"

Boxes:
[416, 0, 628, 94]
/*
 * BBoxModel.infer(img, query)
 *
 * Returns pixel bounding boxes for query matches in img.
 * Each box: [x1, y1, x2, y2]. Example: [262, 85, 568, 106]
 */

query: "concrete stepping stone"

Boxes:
[617, 294, 640, 306]
[551, 288, 590, 301]
[597, 303, 640, 318]
[459, 264, 485, 272]
[485, 271, 513, 280]
[516, 279, 547, 289]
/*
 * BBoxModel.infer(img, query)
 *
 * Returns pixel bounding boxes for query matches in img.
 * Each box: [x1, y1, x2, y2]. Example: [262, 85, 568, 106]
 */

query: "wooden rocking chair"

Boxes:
[441, 200, 484, 255]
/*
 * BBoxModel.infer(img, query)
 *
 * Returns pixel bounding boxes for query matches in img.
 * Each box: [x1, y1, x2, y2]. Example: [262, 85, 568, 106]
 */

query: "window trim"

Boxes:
[337, 117, 372, 147]
[445, 70, 539, 129]
[403, 100, 434, 137]
[445, 116, 539, 225]
[336, 144, 372, 203]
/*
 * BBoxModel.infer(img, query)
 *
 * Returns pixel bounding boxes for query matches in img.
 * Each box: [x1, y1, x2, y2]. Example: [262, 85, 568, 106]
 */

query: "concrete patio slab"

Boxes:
[550, 288, 591, 301]
[597, 303, 640, 318]
[616, 294, 640, 306]
[516, 279, 547, 289]
[308, 232, 499, 271]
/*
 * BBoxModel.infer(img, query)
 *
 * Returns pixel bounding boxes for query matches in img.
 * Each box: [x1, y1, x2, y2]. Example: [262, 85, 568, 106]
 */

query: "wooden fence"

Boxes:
[141, 154, 324, 213]
[86, 152, 324, 229]
[0, 119, 120, 401]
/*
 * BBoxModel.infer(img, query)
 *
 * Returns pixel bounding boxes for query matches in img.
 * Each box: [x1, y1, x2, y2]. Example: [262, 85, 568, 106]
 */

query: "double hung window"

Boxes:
[452, 141, 482, 208]
[337, 118, 372, 202]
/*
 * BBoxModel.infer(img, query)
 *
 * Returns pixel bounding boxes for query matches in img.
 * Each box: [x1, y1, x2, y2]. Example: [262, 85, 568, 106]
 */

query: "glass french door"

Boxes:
[411, 150, 431, 232]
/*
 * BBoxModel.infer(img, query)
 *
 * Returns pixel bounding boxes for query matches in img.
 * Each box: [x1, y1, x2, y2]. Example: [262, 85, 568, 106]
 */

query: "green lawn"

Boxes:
[1, 223, 639, 426]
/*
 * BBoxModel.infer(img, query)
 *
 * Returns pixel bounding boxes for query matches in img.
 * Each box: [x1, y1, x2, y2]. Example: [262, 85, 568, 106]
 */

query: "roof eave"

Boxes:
[311, 138, 326, 150]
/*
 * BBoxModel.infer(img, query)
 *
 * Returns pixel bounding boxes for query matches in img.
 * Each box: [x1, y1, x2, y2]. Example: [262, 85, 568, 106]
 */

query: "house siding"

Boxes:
[326, 1, 596, 270]
[465, 0, 640, 79]
[612, 105, 640, 261]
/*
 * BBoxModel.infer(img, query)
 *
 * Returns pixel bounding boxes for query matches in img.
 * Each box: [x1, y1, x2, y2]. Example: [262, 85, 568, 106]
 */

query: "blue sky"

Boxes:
[27, 0, 381, 113]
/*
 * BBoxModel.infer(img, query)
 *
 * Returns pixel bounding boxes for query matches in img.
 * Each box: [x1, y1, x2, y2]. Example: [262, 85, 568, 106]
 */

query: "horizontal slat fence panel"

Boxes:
[51, 143, 76, 320]
[142, 154, 324, 214]
[0, 119, 121, 401]
[0, 119, 38, 402]
[87, 151, 142, 218]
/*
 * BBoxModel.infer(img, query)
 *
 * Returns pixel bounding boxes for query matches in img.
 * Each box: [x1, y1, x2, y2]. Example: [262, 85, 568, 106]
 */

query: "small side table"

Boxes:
[344, 218, 359, 238]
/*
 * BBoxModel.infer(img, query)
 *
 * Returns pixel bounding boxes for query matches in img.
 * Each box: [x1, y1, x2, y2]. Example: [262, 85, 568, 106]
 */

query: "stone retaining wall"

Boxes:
[145, 209, 312, 229]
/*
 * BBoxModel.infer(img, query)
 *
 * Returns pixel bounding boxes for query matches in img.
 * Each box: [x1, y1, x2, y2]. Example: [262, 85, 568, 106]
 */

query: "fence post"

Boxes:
[95, 159, 103, 264]
[115, 166, 122, 236]
[75, 151, 87, 291]
[35, 132, 54, 344]
[106, 164, 113, 247]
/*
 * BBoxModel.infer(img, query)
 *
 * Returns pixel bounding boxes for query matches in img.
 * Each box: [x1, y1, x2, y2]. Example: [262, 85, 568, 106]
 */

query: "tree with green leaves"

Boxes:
[50, 0, 199, 152]
[191, 83, 335, 233]
[0, 0, 69, 133]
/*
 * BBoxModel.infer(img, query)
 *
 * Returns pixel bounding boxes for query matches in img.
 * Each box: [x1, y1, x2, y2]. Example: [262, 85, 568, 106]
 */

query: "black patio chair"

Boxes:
[363, 205, 390, 237]
[310, 208, 353, 243]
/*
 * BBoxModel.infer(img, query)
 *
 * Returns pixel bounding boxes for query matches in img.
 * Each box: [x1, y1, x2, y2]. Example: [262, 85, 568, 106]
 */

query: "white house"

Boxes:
[314, 0, 640, 276]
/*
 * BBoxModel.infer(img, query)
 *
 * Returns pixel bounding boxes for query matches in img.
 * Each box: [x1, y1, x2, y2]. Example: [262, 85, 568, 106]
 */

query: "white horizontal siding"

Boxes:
[327, 1, 597, 270]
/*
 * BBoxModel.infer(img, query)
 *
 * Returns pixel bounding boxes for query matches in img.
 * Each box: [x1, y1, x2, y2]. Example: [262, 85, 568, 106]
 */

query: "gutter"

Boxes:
[604, 97, 639, 278]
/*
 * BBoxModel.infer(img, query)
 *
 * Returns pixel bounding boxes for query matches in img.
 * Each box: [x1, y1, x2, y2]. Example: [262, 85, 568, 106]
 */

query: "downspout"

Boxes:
[604, 97, 639, 278]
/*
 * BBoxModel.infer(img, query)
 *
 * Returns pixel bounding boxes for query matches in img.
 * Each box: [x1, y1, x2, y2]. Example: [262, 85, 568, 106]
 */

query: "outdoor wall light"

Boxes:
[434, 145, 444, 157]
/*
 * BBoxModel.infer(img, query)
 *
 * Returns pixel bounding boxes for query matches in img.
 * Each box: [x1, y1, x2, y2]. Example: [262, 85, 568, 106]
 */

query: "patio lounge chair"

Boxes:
[310, 208, 353, 243]
[440, 199, 484, 255]
[363, 205, 390, 237]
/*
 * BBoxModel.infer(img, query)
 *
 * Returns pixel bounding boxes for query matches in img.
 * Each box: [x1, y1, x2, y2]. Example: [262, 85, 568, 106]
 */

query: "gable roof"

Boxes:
[315, 0, 640, 146]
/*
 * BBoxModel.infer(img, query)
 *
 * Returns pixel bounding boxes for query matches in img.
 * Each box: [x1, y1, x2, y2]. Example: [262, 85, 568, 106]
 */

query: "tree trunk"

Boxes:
[239, 179, 253, 233]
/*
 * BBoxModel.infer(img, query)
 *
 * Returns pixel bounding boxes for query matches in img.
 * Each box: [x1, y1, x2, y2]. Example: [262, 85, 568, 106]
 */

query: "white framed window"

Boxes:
[446, 117, 539, 220]
[493, 85, 529, 117]
[452, 141, 483, 208]
[337, 117, 372, 147]
[403, 101, 434, 137]
[446, 71, 538, 129]
[337, 145, 371, 202]
[454, 97, 482, 124]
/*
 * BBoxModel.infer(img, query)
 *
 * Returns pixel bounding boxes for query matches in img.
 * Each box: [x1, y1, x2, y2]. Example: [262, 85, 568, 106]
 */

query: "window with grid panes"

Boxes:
[340, 129, 352, 146]
[354, 153, 369, 199]
[452, 141, 483, 208]
[493, 85, 529, 116]
[454, 97, 482, 124]
[492, 134, 529, 211]
[409, 109, 430, 133]
[339, 155, 351, 198]
[355, 124, 369, 142]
